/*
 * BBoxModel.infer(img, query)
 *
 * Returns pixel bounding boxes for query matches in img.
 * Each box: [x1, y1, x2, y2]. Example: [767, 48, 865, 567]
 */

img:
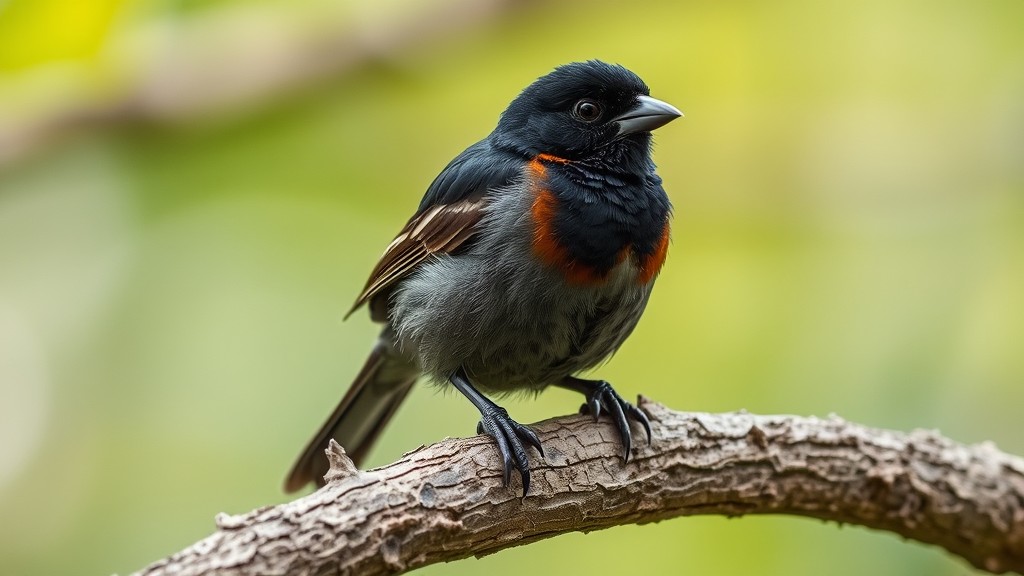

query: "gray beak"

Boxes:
[613, 95, 683, 136]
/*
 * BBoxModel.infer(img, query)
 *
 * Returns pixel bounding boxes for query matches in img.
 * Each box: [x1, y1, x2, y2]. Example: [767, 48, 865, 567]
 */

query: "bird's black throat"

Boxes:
[540, 143, 671, 278]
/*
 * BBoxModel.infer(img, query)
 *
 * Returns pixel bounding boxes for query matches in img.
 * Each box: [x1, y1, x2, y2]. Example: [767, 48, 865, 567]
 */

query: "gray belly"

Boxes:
[389, 216, 652, 393]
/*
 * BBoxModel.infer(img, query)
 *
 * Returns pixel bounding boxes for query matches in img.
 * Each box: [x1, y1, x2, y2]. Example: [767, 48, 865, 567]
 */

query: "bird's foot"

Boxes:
[575, 379, 651, 462]
[476, 406, 544, 496]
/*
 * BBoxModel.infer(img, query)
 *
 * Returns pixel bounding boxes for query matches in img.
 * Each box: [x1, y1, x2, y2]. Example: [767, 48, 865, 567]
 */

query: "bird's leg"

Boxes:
[555, 376, 652, 462]
[450, 367, 544, 496]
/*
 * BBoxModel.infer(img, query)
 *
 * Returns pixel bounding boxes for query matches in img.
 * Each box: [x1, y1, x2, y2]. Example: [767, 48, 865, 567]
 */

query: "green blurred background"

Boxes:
[1, 0, 1022, 574]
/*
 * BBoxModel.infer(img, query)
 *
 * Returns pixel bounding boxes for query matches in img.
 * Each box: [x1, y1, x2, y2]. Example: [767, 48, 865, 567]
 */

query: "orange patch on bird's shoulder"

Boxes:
[536, 153, 570, 164]
[528, 158, 547, 180]
[530, 189, 561, 264]
[528, 153, 570, 181]
[637, 221, 671, 284]
[530, 189, 609, 285]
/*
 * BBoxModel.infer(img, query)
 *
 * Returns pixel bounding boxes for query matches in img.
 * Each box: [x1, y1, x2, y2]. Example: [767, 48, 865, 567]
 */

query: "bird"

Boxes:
[285, 60, 682, 496]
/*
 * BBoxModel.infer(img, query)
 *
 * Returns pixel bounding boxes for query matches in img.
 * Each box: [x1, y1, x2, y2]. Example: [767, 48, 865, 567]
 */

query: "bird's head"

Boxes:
[492, 60, 682, 161]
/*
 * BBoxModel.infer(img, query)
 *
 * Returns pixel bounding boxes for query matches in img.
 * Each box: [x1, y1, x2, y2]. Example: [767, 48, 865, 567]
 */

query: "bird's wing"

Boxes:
[346, 140, 522, 318]
[346, 195, 486, 317]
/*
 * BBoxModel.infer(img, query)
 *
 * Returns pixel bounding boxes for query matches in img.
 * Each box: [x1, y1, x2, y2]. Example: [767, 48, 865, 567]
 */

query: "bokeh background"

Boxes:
[1, 0, 1022, 574]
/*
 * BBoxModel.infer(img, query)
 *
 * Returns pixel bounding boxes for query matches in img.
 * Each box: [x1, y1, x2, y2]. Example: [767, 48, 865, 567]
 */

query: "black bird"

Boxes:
[286, 60, 682, 495]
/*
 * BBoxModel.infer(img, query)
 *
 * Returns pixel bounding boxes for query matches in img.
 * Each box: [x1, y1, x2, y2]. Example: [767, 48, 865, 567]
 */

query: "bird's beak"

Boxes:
[613, 95, 683, 137]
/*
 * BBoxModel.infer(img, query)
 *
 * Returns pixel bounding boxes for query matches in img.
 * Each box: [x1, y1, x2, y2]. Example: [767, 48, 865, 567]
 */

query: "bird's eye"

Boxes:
[572, 99, 602, 122]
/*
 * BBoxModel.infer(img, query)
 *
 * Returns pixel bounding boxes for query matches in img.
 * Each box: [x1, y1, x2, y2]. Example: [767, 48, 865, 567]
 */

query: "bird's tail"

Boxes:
[284, 335, 418, 492]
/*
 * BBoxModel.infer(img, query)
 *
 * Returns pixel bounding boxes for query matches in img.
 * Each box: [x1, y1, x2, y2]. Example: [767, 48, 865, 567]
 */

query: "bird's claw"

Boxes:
[476, 405, 544, 496]
[578, 380, 652, 462]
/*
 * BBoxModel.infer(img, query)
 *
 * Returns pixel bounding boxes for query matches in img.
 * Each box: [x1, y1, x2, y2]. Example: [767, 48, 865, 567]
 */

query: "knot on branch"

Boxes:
[324, 438, 360, 484]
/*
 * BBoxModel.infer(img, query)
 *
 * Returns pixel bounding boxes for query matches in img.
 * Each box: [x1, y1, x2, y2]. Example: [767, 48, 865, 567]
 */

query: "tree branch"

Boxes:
[134, 398, 1024, 575]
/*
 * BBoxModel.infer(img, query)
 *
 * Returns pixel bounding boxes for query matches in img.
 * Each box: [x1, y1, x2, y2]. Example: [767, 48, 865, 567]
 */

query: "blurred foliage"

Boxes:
[1, 0, 1023, 574]
[0, 0, 125, 69]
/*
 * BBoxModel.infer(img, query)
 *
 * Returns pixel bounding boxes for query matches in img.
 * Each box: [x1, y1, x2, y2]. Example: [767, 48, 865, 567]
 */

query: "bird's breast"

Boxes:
[527, 156, 670, 286]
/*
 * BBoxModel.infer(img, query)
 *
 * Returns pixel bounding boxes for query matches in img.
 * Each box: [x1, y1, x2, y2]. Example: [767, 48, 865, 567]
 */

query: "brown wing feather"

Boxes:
[346, 195, 486, 318]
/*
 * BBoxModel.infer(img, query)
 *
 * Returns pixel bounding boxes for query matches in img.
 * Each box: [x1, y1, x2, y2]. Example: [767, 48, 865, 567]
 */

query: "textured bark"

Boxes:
[135, 398, 1024, 576]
